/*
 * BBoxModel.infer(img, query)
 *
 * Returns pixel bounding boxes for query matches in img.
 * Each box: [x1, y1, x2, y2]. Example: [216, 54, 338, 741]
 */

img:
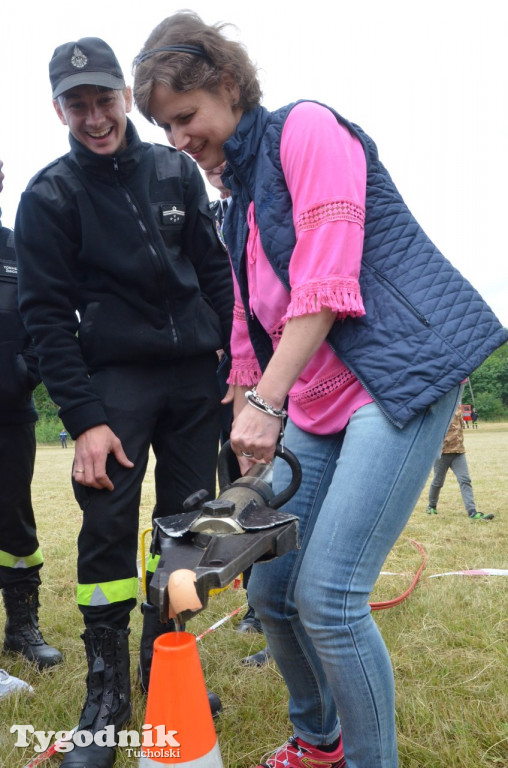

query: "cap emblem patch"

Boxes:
[71, 46, 88, 69]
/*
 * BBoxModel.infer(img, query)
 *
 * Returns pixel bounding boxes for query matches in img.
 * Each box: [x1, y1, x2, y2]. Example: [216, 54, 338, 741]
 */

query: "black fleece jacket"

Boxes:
[15, 121, 233, 438]
[0, 218, 39, 425]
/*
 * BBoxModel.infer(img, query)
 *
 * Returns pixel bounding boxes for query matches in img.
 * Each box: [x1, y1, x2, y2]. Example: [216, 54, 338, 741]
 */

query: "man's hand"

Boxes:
[73, 424, 134, 490]
[220, 383, 235, 405]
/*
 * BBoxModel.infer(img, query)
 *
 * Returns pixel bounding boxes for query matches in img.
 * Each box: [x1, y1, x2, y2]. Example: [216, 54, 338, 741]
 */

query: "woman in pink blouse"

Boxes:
[132, 12, 502, 768]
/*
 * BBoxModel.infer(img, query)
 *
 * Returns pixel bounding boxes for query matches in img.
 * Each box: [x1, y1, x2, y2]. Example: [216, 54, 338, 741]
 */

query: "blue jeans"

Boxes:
[248, 386, 460, 768]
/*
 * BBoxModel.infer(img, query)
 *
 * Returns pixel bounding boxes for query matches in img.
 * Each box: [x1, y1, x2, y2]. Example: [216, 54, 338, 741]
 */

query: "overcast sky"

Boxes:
[1, 0, 507, 325]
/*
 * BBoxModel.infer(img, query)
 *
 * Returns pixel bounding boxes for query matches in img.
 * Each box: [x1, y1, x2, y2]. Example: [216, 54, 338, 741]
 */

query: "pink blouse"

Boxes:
[227, 101, 373, 434]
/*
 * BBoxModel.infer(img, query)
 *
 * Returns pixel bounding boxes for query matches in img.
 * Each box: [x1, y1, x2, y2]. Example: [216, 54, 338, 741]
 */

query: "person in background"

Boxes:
[132, 13, 507, 767]
[206, 162, 231, 246]
[59, 428, 68, 448]
[206, 162, 271, 667]
[0, 159, 62, 672]
[205, 162, 234, 447]
[15, 38, 231, 768]
[426, 405, 493, 520]
[471, 407, 479, 428]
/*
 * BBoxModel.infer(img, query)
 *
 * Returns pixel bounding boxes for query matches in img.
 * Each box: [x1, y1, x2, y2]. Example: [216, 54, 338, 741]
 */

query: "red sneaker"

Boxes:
[256, 735, 346, 768]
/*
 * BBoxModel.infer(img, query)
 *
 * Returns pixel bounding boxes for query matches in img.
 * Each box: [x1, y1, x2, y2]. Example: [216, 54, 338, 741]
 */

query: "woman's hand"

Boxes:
[230, 400, 282, 465]
[230, 310, 337, 469]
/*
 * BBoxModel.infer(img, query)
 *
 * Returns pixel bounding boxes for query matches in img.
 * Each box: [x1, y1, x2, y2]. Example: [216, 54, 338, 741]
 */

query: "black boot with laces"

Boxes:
[61, 624, 131, 768]
[3, 584, 62, 668]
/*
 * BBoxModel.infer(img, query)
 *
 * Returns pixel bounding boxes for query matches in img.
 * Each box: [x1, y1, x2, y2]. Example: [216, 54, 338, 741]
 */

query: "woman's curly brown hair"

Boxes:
[133, 10, 262, 123]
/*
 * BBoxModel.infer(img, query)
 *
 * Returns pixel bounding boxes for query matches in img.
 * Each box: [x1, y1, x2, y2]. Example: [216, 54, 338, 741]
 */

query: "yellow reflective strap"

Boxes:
[146, 553, 160, 574]
[77, 577, 139, 606]
[140, 527, 153, 598]
[0, 547, 43, 569]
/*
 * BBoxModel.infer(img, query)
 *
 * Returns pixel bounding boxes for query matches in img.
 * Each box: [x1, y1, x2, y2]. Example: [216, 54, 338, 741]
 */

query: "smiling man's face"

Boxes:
[53, 84, 132, 156]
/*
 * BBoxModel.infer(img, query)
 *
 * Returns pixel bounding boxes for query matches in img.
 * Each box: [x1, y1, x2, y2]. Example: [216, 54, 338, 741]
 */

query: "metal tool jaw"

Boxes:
[149, 443, 301, 623]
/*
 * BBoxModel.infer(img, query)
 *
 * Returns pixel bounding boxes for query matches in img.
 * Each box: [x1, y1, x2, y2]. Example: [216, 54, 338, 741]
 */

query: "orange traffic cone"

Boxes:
[139, 631, 223, 767]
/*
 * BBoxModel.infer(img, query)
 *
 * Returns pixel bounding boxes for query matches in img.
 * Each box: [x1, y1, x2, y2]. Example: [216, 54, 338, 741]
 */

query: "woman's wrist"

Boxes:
[254, 380, 288, 411]
[245, 387, 287, 419]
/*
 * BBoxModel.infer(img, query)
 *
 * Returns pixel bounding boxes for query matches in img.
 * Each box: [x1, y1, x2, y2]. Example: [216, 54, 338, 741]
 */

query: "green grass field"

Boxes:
[0, 424, 507, 767]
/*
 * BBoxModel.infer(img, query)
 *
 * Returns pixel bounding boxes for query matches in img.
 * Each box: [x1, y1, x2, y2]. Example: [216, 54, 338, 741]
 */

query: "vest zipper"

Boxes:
[368, 264, 431, 328]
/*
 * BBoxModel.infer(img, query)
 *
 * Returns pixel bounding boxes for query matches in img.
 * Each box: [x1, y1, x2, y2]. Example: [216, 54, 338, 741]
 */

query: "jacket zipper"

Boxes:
[112, 159, 179, 347]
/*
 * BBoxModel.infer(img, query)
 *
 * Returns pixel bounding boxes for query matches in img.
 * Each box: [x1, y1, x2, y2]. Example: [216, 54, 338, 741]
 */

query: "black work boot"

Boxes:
[2, 584, 63, 669]
[241, 645, 272, 667]
[139, 601, 222, 717]
[236, 605, 263, 634]
[61, 624, 131, 768]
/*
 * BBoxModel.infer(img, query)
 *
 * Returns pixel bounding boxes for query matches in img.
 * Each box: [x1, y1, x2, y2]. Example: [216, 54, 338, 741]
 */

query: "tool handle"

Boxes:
[269, 445, 302, 508]
[217, 441, 302, 509]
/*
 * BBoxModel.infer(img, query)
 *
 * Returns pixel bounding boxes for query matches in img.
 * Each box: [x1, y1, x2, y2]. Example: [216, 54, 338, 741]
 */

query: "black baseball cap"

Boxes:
[49, 37, 125, 99]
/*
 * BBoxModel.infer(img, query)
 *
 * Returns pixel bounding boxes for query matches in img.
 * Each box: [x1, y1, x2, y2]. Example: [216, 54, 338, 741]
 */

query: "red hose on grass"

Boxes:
[370, 539, 427, 611]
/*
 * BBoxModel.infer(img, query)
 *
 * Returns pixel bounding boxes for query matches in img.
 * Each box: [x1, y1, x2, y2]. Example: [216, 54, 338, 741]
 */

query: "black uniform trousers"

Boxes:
[72, 353, 221, 628]
[0, 422, 41, 589]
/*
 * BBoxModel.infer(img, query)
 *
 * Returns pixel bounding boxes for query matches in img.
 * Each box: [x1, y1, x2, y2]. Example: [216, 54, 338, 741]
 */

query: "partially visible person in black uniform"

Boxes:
[15, 39, 232, 768]
[205, 163, 233, 447]
[0, 159, 62, 670]
[206, 163, 271, 666]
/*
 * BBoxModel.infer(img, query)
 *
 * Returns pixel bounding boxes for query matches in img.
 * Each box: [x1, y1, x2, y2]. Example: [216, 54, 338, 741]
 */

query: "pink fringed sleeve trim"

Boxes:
[228, 297, 262, 386]
[227, 360, 262, 387]
[283, 276, 366, 322]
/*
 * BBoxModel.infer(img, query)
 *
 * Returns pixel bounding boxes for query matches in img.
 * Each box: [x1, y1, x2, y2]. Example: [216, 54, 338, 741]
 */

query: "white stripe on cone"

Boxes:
[139, 739, 223, 767]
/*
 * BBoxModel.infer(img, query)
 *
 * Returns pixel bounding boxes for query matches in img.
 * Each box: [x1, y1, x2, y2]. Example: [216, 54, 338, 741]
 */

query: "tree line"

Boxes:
[466, 340, 508, 420]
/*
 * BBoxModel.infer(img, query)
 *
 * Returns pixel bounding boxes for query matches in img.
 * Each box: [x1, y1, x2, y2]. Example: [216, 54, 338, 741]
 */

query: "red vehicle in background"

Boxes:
[461, 404, 472, 423]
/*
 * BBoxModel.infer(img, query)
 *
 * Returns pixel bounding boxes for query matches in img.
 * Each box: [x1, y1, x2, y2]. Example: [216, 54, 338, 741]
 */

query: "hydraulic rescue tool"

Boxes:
[149, 442, 301, 623]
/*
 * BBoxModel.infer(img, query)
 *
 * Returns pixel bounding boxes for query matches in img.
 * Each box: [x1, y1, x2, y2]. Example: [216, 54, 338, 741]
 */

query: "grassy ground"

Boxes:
[0, 425, 507, 767]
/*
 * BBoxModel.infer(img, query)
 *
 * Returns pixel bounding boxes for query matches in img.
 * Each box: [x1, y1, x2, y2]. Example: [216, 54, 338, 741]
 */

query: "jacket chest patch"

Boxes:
[0, 259, 17, 283]
[161, 204, 185, 226]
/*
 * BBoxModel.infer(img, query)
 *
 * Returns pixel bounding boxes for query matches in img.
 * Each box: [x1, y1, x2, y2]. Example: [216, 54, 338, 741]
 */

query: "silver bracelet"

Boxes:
[245, 388, 287, 450]
[245, 388, 288, 419]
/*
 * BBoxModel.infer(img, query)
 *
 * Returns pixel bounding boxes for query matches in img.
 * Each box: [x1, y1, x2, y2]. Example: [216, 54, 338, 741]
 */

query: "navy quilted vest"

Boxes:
[223, 103, 508, 428]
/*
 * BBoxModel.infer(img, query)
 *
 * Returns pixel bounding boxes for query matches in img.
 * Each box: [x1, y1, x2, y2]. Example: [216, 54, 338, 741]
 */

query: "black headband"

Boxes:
[134, 44, 211, 66]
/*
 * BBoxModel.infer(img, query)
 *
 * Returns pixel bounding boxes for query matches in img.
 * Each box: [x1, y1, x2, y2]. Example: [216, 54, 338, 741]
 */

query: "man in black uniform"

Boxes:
[15, 39, 232, 768]
[0, 159, 62, 671]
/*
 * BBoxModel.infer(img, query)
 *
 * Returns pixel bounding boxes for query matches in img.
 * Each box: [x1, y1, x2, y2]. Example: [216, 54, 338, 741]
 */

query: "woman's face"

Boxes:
[149, 81, 242, 171]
